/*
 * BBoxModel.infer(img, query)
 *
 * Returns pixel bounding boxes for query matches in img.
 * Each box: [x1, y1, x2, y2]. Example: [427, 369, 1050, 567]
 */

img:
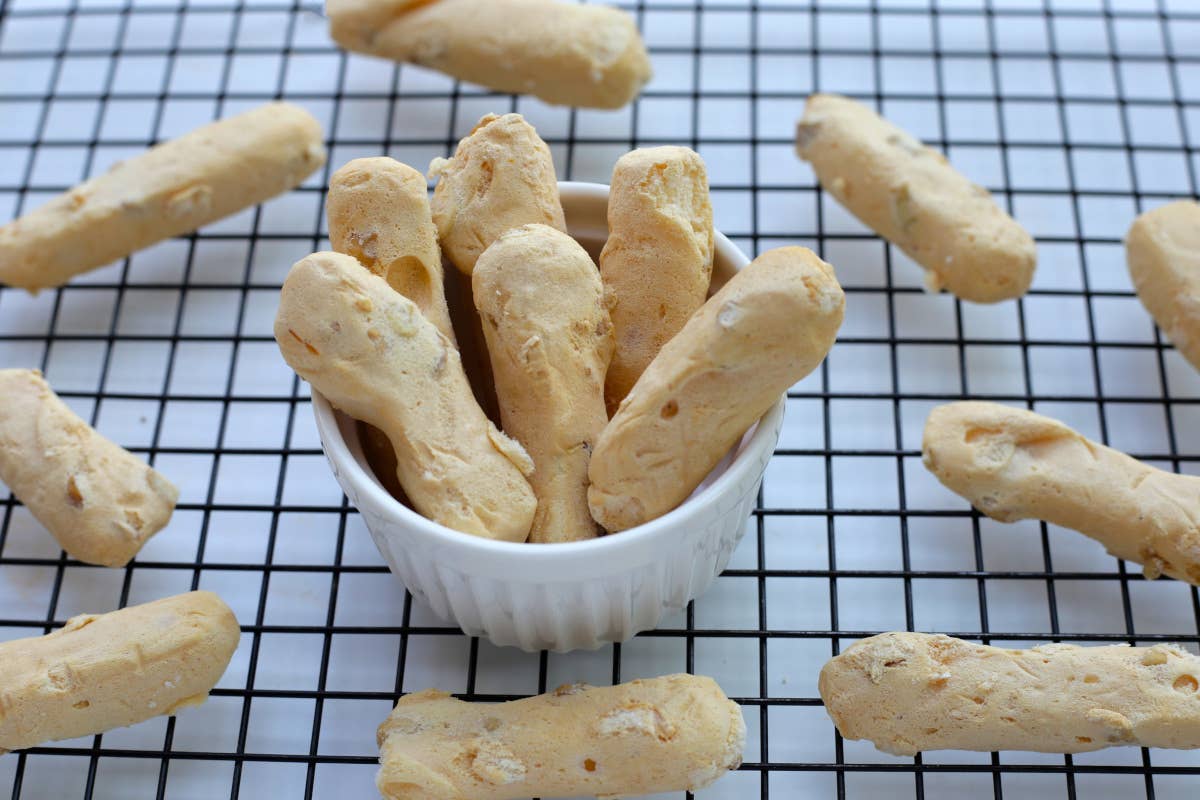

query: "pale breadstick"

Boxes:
[329, 0, 652, 110]
[0, 102, 325, 293]
[428, 113, 566, 276]
[274, 251, 536, 541]
[588, 247, 844, 532]
[820, 632, 1200, 755]
[0, 591, 240, 753]
[1126, 200, 1200, 372]
[796, 93, 1035, 303]
[376, 674, 744, 800]
[473, 225, 612, 543]
[0, 369, 179, 567]
[601, 146, 714, 414]
[923, 401, 1200, 584]
[327, 157, 455, 343]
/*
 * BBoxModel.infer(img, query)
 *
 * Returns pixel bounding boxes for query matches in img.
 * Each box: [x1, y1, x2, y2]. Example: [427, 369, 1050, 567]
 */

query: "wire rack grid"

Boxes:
[0, 0, 1198, 798]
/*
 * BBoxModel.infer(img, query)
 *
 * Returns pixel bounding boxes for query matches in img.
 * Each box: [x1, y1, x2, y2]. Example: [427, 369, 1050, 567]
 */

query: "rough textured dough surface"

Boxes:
[588, 246, 844, 532]
[328, 0, 652, 110]
[328, 156, 455, 342]
[376, 674, 744, 799]
[274, 251, 536, 541]
[923, 401, 1200, 584]
[0, 102, 325, 293]
[1126, 200, 1200, 372]
[428, 113, 566, 276]
[0, 368, 179, 567]
[0, 591, 240, 753]
[600, 146, 714, 414]
[796, 93, 1035, 303]
[473, 225, 612, 543]
[820, 632, 1200, 755]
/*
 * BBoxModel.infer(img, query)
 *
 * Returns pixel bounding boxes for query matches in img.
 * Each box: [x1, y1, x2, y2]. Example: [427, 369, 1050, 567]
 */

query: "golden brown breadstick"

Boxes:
[0, 102, 325, 293]
[473, 225, 612, 543]
[376, 674, 744, 800]
[1126, 200, 1200, 372]
[588, 247, 844, 532]
[796, 93, 1035, 303]
[329, 0, 652, 110]
[0, 591, 240, 753]
[923, 402, 1200, 584]
[327, 157, 455, 342]
[428, 113, 566, 276]
[0, 368, 179, 567]
[820, 632, 1200, 755]
[274, 251, 536, 541]
[601, 146, 714, 414]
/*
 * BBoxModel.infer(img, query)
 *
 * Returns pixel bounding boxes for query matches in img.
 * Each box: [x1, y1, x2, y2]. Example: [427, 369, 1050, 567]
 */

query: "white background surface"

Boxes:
[1, 0, 1199, 797]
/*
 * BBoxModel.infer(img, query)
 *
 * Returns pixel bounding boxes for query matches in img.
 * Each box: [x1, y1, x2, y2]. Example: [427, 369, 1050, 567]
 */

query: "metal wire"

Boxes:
[0, 0, 1198, 798]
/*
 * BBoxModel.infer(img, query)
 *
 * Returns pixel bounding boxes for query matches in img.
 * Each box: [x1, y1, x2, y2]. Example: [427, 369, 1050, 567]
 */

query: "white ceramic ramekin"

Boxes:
[311, 181, 784, 652]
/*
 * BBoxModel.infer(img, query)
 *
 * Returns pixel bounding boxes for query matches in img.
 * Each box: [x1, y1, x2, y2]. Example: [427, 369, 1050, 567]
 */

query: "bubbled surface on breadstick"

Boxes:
[329, 0, 652, 110]
[328, 157, 455, 343]
[274, 251, 536, 541]
[376, 674, 744, 800]
[0, 102, 325, 293]
[601, 146, 714, 415]
[428, 113, 566, 276]
[588, 247, 844, 532]
[820, 632, 1200, 755]
[0, 368, 179, 568]
[474, 225, 613, 543]
[0, 591, 239, 753]
[923, 401, 1200, 584]
[1126, 200, 1200, 372]
[796, 93, 1035, 303]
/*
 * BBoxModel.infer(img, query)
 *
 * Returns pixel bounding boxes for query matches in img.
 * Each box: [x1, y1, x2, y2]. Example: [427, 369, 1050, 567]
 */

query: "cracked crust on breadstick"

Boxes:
[0, 368, 179, 567]
[588, 246, 844, 532]
[274, 251, 536, 541]
[820, 632, 1200, 755]
[600, 146, 714, 415]
[473, 224, 612, 543]
[1126, 200, 1200, 373]
[0, 102, 325, 293]
[0, 591, 239, 753]
[376, 674, 744, 800]
[923, 401, 1200, 584]
[796, 93, 1035, 303]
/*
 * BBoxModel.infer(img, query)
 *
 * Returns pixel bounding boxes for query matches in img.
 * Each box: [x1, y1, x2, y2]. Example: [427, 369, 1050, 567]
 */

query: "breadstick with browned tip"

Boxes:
[1126, 200, 1200, 372]
[820, 632, 1200, 756]
[0, 591, 240, 753]
[923, 401, 1200, 584]
[0, 102, 325, 293]
[0, 368, 179, 567]
[601, 146, 713, 414]
[274, 251, 536, 541]
[474, 224, 612, 543]
[376, 674, 744, 800]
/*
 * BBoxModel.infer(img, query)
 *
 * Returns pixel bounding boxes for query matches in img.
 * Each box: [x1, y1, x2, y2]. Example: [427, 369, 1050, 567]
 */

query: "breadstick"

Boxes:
[588, 247, 844, 532]
[376, 674, 744, 800]
[820, 632, 1200, 755]
[601, 146, 714, 414]
[428, 113, 566, 276]
[473, 225, 612, 543]
[0, 591, 240, 753]
[328, 0, 652, 110]
[795, 93, 1035, 303]
[274, 251, 536, 541]
[0, 102, 325, 293]
[0, 368, 179, 567]
[923, 401, 1200, 583]
[327, 157, 455, 343]
[1126, 200, 1200, 372]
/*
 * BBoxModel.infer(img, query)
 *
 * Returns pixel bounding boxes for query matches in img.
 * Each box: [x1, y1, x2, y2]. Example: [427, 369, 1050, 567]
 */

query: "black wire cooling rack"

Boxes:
[1, 0, 1199, 798]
